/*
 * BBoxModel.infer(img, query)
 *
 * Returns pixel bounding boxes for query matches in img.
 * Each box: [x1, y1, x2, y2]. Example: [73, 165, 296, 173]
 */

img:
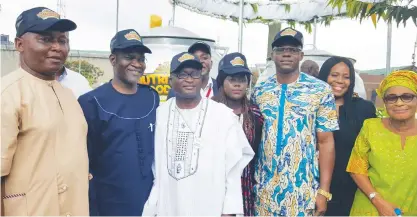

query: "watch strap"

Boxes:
[317, 189, 332, 201]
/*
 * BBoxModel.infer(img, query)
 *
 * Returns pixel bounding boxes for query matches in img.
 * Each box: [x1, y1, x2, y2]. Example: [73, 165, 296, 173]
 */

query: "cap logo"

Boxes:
[37, 9, 60, 20]
[280, 28, 297, 37]
[230, 57, 245, 66]
[178, 53, 195, 62]
[124, 31, 141, 41]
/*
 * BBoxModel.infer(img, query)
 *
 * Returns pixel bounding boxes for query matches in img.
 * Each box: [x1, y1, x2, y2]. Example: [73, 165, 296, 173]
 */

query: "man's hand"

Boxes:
[314, 194, 328, 216]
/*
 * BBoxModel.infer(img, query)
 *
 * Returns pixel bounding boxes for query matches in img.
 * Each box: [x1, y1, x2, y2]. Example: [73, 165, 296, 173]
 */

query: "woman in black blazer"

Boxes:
[318, 56, 376, 216]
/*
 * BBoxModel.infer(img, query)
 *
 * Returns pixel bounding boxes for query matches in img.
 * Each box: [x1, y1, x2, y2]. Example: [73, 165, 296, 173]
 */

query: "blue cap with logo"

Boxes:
[15, 7, 77, 37]
[110, 29, 152, 53]
[188, 41, 211, 55]
[170, 52, 203, 73]
[272, 27, 304, 48]
[218, 52, 251, 75]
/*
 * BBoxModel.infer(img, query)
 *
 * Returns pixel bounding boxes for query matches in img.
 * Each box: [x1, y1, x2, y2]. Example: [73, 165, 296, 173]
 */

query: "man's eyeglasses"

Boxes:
[273, 47, 301, 54]
[383, 93, 417, 104]
[173, 70, 202, 79]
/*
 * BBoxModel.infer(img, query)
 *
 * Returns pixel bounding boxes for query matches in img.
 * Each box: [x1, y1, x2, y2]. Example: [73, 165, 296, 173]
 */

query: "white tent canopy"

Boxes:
[172, 0, 385, 52]
[173, 0, 384, 23]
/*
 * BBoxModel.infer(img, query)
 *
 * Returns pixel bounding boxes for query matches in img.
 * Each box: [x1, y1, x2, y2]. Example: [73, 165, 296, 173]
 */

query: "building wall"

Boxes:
[359, 73, 385, 107]
[1, 47, 114, 87]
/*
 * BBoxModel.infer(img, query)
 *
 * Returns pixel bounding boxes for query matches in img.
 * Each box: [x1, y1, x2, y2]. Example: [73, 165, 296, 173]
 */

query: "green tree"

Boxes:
[328, 0, 417, 27]
[65, 60, 104, 86]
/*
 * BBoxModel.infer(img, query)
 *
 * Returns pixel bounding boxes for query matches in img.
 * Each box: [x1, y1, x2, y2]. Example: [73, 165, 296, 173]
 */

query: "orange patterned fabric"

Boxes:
[346, 122, 370, 175]
[376, 70, 417, 97]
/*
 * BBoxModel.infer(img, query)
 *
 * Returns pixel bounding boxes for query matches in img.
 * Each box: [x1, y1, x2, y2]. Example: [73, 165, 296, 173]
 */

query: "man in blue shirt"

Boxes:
[252, 27, 337, 216]
[78, 29, 159, 216]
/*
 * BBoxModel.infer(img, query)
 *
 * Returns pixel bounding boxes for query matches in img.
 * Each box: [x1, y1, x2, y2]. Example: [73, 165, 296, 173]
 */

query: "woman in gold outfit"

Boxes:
[346, 70, 417, 216]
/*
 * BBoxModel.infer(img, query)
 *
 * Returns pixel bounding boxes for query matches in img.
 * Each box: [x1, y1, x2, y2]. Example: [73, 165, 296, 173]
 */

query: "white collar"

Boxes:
[57, 67, 68, 82]
[203, 77, 213, 91]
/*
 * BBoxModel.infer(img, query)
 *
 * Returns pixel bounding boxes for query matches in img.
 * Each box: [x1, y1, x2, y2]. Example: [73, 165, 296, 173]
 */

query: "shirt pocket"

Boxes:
[3, 193, 28, 216]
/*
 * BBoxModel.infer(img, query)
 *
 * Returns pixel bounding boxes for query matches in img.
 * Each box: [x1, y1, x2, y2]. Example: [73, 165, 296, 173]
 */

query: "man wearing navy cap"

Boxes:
[143, 52, 254, 216]
[78, 29, 159, 216]
[167, 41, 218, 99]
[252, 27, 338, 216]
[1, 7, 89, 215]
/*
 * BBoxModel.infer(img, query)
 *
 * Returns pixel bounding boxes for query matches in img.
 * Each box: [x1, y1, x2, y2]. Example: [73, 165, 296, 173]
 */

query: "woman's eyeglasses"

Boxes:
[383, 93, 417, 104]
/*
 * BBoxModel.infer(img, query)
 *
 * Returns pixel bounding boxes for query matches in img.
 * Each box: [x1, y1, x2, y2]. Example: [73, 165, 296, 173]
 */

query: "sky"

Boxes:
[1, 0, 416, 70]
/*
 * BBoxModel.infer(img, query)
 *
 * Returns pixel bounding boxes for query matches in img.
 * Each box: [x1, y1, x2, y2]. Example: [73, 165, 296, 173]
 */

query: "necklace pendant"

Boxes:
[176, 164, 182, 174]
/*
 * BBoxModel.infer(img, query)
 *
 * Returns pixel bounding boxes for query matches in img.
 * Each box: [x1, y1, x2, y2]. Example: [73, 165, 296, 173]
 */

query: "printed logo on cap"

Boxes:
[280, 28, 297, 37]
[124, 31, 141, 41]
[230, 57, 245, 66]
[178, 53, 195, 62]
[37, 9, 60, 20]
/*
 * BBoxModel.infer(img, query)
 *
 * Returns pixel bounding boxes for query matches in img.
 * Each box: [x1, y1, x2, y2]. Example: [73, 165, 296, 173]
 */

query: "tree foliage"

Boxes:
[230, 0, 416, 32]
[328, 0, 417, 27]
[64, 60, 104, 86]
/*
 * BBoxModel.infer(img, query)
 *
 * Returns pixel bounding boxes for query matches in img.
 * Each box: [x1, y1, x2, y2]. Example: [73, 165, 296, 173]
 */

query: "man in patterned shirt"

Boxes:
[251, 27, 338, 216]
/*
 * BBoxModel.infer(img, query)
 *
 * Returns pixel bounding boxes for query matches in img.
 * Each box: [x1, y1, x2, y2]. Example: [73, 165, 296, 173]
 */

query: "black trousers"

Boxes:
[326, 199, 354, 216]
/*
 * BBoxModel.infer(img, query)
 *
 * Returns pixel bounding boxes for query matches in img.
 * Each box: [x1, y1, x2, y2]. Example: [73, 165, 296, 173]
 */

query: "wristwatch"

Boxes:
[317, 189, 332, 201]
[369, 192, 378, 200]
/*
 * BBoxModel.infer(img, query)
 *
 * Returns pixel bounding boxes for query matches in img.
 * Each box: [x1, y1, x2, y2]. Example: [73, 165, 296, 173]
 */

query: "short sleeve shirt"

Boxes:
[251, 72, 339, 216]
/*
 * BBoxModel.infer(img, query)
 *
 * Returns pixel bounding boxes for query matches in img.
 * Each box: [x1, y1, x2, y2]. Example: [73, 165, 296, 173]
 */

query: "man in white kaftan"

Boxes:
[143, 52, 254, 216]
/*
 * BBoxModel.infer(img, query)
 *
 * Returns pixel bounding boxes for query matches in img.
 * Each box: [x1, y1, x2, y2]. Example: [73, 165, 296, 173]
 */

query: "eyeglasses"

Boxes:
[383, 93, 417, 104]
[273, 47, 301, 54]
[225, 75, 248, 84]
[173, 70, 202, 79]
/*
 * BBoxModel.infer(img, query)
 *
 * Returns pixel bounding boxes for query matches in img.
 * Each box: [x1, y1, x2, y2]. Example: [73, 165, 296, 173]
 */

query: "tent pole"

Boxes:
[313, 18, 317, 49]
[238, 0, 244, 52]
[171, 0, 176, 26]
[386, 21, 392, 75]
[116, 0, 119, 32]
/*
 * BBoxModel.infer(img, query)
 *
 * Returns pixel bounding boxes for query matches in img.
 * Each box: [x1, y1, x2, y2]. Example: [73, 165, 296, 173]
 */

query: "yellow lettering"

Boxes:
[159, 75, 168, 85]
[139, 76, 150, 85]
[139, 74, 171, 96]
[155, 75, 162, 84]
[154, 84, 170, 95]
[149, 75, 156, 85]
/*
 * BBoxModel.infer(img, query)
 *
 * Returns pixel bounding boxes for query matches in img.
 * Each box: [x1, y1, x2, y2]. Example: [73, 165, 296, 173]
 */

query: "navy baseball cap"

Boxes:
[110, 29, 152, 53]
[170, 52, 203, 73]
[15, 7, 77, 37]
[271, 27, 304, 48]
[188, 41, 211, 55]
[218, 52, 251, 75]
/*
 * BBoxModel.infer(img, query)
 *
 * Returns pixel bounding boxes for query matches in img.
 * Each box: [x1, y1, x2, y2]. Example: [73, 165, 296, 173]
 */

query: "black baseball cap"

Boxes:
[15, 7, 77, 37]
[110, 29, 152, 53]
[271, 27, 304, 48]
[188, 41, 211, 55]
[218, 52, 251, 75]
[170, 52, 203, 73]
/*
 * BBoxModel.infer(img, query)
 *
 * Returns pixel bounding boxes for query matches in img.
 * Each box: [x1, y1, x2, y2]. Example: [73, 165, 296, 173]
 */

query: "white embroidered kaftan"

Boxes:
[143, 98, 254, 216]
